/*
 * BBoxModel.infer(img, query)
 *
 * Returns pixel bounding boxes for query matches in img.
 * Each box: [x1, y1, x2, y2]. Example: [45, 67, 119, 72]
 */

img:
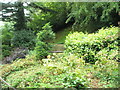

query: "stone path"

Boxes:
[51, 44, 65, 53]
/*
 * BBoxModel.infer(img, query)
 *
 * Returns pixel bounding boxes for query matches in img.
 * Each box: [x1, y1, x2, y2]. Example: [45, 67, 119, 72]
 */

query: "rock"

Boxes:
[2, 47, 28, 64]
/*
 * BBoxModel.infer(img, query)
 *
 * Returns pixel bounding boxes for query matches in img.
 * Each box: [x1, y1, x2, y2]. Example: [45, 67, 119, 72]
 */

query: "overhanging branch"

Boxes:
[28, 3, 57, 13]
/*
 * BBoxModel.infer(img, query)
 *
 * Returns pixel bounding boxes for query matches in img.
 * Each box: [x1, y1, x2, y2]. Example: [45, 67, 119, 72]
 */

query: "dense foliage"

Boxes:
[1, 26, 119, 88]
[12, 30, 35, 48]
[1, 2, 119, 33]
[34, 23, 55, 60]
[0, 51, 119, 88]
[28, 2, 68, 33]
[0, 2, 119, 89]
[66, 2, 119, 31]
[65, 26, 119, 63]
[1, 2, 26, 30]
[1, 22, 14, 58]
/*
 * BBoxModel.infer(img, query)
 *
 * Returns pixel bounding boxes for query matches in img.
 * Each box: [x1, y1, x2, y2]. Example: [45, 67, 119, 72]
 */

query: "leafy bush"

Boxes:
[12, 30, 35, 49]
[63, 73, 87, 89]
[35, 41, 50, 60]
[1, 51, 118, 88]
[1, 22, 14, 45]
[65, 26, 119, 63]
[36, 23, 55, 42]
[2, 45, 12, 57]
[1, 22, 14, 58]
[34, 23, 55, 60]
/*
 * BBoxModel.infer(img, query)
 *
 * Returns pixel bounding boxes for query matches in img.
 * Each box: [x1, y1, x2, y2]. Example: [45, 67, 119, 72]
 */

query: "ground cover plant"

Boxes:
[0, 26, 119, 88]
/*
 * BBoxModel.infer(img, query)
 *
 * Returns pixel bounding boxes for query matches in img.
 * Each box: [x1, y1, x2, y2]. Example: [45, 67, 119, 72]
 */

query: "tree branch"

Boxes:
[28, 3, 57, 13]
[0, 77, 16, 90]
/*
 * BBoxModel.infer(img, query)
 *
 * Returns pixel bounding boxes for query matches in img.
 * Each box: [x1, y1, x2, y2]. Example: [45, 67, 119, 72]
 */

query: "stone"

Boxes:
[2, 48, 28, 64]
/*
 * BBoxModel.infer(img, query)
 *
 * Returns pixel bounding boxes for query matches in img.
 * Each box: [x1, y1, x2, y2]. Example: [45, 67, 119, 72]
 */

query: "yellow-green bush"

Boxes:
[65, 26, 119, 63]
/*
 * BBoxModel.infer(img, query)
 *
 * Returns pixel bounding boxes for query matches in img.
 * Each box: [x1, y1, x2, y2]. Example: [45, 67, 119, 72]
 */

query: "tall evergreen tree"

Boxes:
[0, 2, 26, 30]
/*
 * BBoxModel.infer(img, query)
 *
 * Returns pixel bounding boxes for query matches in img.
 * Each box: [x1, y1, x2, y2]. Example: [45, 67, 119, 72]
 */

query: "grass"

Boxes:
[52, 26, 73, 44]
[52, 22, 99, 44]
[50, 26, 73, 51]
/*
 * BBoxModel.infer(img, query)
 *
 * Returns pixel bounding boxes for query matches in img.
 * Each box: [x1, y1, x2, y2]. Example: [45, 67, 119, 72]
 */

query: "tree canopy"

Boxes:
[1, 2, 119, 32]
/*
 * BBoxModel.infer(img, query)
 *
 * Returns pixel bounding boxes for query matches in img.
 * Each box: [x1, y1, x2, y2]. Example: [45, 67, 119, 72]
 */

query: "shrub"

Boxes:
[63, 73, 87, 89]
[1, 22, 14, 45]
[65, 26, 119, 63]
[36, 24, 55, 42]
[12, 30, 35, 49]
[34, 23, 55, 60]
[2, 45, 12, 57]
[35, 41, 50, 60]
[1, 22, 14, 58]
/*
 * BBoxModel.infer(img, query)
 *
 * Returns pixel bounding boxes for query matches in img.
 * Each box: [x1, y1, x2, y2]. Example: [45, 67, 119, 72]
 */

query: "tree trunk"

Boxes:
[14, 2, 26, 31]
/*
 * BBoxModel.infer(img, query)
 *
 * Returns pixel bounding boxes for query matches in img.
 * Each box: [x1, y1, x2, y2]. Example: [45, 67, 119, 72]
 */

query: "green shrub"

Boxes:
[62, 72, 88, 89]
[1, 22, 14, 45]
[35, 23, 55, 60]
[36, 23, 55, 42]
[65, 26, 119, 63]
[1, 22, 14, 58]
[12, 30, 35, 49]
[2, 45, 12, 57]
[35, 41, 50, 60]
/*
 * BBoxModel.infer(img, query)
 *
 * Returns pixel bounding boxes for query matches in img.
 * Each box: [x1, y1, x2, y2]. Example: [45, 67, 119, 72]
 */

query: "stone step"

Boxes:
[49, 51, 63, 53]
[51, 44, 65, 51]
